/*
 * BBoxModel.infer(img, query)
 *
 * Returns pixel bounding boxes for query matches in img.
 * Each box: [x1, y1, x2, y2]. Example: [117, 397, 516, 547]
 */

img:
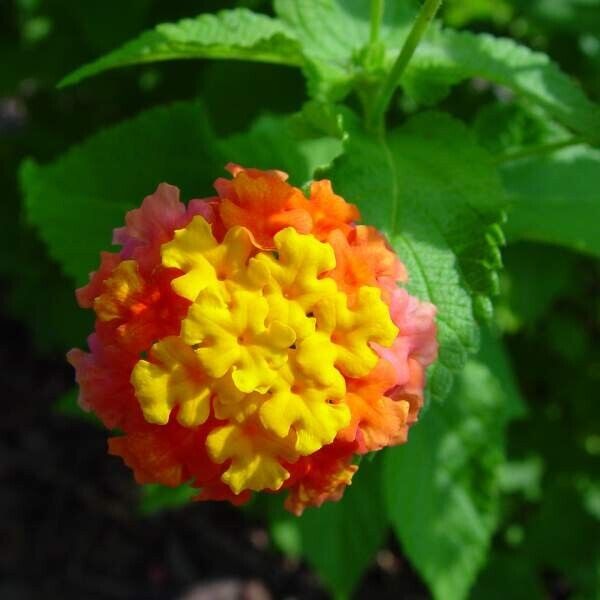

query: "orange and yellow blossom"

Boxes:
[67, 164, 437, 514]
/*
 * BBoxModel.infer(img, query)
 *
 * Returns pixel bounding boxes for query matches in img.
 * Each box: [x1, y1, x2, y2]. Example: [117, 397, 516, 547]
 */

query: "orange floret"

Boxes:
[216, 163, 312, 248]
[339, 358, 411, 453]
[328, 225, 407, 302]
[93, 263, 190, 354]
[76, 251, 122, 309]
[283, 441, 358, 516]
[307, 180, 360, 239]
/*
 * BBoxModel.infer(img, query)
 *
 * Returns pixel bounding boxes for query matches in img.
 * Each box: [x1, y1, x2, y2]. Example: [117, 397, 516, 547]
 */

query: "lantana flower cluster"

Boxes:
[68, 164, 437, 515]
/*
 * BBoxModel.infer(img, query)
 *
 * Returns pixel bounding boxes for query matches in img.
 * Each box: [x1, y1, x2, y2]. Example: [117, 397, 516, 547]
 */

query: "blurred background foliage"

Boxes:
[1, 0, 599, 598]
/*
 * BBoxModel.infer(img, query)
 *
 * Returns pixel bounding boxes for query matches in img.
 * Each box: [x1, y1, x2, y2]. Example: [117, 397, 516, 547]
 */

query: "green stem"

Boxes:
[367, 0, 443, 132]
[370, 0, 385, 46]
[493, 136, 589, 164]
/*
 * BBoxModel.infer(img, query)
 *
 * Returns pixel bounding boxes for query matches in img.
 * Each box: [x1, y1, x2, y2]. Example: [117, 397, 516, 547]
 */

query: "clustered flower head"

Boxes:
[68, 164, 437, 515]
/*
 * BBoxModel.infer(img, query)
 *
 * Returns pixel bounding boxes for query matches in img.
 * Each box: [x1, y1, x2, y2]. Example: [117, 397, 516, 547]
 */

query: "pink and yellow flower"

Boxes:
[67, 164, 437, 514]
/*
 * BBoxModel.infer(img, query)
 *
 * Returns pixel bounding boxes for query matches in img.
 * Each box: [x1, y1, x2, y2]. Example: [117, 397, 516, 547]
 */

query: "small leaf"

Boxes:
[289, 100, 346, 140]
[327, 111, 507, 402]
[218, 113, 343, 185]
[139, 483, 196, 515]
[274, 0, 418, 100]
[384, 330, 525, 600]
[60, 9, 303, 87]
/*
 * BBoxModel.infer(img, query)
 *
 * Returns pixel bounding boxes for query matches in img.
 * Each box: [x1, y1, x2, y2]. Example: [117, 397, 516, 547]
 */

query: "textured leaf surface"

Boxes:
[269, 458, 388, 599]
[403, 28, 600, 135]
[328, 111, 506, 402]
[21, 102, 221, 285]
[501, 146, 600, 258]
[60, 9, 302, 87]
[384, 331, 524, 600]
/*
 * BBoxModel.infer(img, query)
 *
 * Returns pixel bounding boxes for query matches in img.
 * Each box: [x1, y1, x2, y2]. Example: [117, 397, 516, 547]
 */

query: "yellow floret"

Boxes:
[129, 217, 399, 495]
[206, 422, 295, 493]
[131, 336, 211, 426]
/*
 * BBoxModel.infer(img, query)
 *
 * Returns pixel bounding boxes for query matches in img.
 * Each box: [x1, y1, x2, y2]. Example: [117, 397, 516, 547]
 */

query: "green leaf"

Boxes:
[218, 112, 343, 185]
[274, 0, 418, 100]
[384, 330, 525, 600]
[20, 101, 221, 285]
[501, 146, 600, 258]
[0, 227, 92, 353]
[268, 457, 388, 599]
[289, 100, 347, 140]
[327, 110, 506, 402]
[403, 28, 600, 136]
[59, 8, 303, 87]
[139, 483, 196, 515]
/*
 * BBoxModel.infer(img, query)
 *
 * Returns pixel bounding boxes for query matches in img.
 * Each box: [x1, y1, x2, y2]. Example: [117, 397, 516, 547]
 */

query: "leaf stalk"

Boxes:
[370, 0, 385, 46]
[367, 0, 443, 132]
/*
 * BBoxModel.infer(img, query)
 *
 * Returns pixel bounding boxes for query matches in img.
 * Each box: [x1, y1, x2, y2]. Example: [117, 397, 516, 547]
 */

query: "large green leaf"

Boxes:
[269, 457, 388, 600]
[501, 146, 600, 258]
[403, 28, 600, 136]
[59, 8, 303, 87]
[384, 331, 525, 600]
[327, 110, 506, 402]
[20, 101, 221, 285]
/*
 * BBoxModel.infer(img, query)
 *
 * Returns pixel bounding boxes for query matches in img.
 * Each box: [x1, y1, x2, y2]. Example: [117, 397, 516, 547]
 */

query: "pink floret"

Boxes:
[375, 288, 438, 389]
[112, 183, 218, 269]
